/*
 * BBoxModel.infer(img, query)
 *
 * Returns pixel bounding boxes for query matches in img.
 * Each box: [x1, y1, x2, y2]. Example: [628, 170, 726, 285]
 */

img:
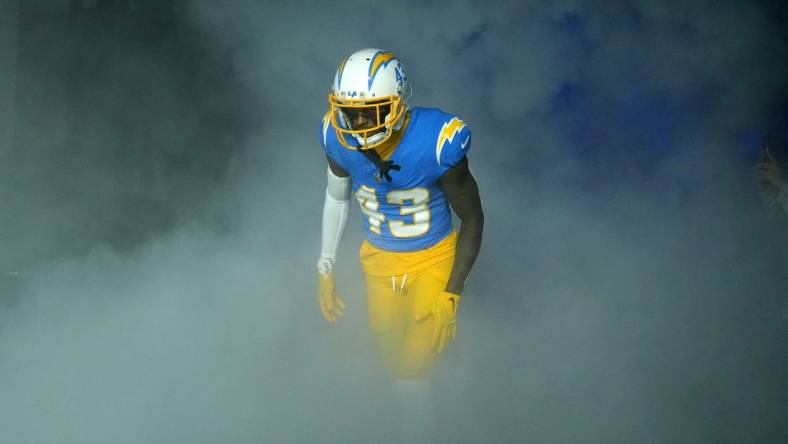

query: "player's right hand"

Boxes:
[318, 272, 346, 323]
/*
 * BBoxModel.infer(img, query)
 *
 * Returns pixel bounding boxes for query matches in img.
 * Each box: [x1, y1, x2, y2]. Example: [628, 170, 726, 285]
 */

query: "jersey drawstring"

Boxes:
[391, 273, 408, 295]
[360, 148, 401, 183]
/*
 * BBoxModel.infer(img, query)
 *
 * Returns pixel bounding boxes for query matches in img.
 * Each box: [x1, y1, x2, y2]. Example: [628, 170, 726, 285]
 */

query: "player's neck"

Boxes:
[374, 112, 411, 160]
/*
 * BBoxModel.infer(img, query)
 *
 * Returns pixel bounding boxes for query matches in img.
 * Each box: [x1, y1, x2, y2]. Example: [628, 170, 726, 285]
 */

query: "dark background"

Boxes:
[1, 1, 788, 443]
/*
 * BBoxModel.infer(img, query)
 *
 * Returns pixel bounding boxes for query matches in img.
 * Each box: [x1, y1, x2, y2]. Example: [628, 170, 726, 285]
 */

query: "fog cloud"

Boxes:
[2, 1, 787, 442]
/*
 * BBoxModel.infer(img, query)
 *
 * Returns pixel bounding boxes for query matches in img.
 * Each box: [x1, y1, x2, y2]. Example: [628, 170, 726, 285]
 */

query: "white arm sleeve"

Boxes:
[317, 166, 351, 274]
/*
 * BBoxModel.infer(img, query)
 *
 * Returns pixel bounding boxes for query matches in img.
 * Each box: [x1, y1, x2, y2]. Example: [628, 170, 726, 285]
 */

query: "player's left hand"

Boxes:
[415, 291, 461, 353]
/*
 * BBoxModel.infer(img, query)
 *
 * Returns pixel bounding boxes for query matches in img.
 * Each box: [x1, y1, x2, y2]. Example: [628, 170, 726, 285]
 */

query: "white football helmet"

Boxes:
[328, 48, 411, 150]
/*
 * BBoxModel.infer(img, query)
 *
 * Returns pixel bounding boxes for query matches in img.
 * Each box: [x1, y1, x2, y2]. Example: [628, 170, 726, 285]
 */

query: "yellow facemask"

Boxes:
[328, 94, 406, 150]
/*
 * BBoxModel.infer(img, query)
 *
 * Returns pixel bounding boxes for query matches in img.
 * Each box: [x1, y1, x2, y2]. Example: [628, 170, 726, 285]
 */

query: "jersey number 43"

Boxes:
[356, 185, 430, 238]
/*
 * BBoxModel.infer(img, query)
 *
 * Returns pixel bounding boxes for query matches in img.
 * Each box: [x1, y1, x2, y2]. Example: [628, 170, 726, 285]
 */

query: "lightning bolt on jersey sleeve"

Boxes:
[319, 108, 471, 253]
[435, 116, 471, 173]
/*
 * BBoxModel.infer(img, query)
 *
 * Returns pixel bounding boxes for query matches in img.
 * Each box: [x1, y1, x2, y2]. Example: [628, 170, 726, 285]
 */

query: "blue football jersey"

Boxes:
[320, 107, 471, 252]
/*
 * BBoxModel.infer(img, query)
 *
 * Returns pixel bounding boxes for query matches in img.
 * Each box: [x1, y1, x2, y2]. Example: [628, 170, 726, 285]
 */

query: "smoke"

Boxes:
[2, 0, 788, 443]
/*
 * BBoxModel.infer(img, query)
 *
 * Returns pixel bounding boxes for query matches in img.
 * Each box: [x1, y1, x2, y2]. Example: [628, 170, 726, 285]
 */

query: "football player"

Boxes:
[316, 48, 484, 436]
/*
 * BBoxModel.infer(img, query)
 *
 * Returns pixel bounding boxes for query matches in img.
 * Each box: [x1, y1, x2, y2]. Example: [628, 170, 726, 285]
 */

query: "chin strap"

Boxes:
[360, 148, 401, 183]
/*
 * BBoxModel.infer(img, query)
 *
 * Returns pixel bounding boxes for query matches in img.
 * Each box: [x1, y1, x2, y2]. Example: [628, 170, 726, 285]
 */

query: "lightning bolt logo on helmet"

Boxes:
[367, 51, 397, 89]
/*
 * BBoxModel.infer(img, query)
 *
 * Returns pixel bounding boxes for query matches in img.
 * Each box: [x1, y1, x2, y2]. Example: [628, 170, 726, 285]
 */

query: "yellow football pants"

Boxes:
[363, 255, 454, 379]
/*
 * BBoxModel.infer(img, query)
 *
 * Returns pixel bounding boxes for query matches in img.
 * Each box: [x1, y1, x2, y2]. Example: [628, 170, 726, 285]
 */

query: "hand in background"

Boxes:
[755, 140, 784, 189]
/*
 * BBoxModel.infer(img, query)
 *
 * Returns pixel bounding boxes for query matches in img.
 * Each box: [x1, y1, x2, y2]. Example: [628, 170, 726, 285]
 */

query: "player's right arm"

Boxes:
[317, 156, 351, 323]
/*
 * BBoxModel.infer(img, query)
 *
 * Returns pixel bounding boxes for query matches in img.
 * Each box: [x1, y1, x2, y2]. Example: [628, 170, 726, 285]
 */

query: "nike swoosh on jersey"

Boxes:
[460, 135, 470, 150]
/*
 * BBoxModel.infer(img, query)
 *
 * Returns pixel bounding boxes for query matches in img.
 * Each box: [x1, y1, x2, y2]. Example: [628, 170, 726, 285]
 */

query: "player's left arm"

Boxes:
[439, 156, 484, 295]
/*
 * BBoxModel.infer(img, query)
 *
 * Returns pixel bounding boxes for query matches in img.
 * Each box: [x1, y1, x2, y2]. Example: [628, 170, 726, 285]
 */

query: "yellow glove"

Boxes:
[318, 272, 346, 323]
[415, 291, 461, 353]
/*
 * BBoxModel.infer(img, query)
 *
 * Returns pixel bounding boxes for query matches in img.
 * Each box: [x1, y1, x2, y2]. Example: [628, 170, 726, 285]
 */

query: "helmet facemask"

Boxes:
[328, 94, 406, 150]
